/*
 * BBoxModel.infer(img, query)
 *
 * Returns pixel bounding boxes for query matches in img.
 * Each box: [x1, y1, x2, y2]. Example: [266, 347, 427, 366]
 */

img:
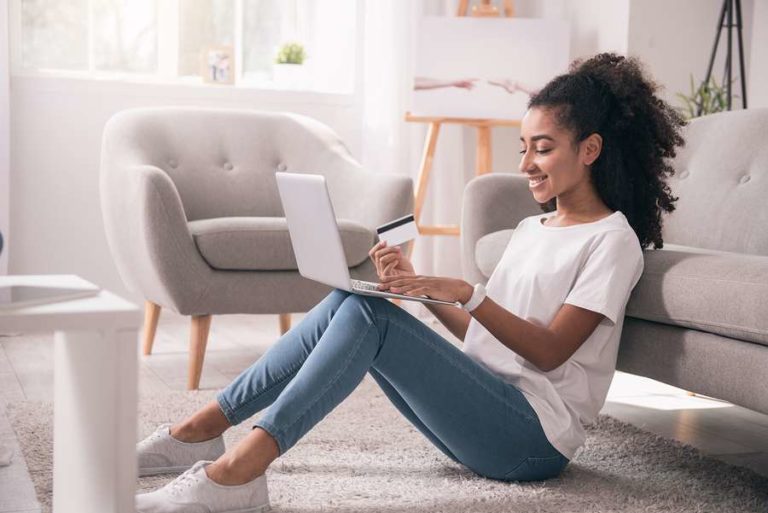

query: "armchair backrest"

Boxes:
[101, 107, 364, 221]
[662, 108, 768, 255]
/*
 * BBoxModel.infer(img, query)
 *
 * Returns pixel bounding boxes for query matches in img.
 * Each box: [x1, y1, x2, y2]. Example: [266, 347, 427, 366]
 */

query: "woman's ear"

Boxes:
[581, 133, 603, 166]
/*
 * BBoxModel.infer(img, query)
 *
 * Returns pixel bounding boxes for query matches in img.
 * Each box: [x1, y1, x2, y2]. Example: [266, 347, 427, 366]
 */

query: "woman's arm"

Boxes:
[368, 242, 474, 340]
[470, 298, 604, 372]
[423, 302, 472, 341]
[379, 274, 605, 372]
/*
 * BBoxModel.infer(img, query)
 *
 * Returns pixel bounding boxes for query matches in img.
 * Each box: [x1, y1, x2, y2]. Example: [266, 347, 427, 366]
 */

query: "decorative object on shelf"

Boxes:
[676, 74, 736, 120]
[273, 42, 308, 89]
[698, 0, 747, 115]
[201, 46, 235, 85]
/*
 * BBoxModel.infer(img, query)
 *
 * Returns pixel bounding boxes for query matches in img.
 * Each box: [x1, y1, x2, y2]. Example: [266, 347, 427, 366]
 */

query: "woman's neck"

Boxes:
[550, 185, 613, 225]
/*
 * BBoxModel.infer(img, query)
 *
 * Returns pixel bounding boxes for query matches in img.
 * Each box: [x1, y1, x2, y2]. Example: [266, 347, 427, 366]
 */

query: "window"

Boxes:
[20, 0, 90, 71]
[12, 0, 358, 94]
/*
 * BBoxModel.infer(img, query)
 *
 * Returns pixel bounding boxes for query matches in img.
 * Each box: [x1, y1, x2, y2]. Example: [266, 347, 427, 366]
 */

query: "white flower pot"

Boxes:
[272, 63, 308, 89]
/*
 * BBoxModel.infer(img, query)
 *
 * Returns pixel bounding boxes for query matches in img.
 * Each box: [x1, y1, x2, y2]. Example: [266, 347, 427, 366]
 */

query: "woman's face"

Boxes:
[518, 107, 596, 205]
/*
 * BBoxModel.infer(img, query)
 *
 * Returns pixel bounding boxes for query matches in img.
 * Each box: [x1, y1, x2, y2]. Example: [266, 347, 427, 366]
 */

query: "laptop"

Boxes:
[275, 172, 460, 307]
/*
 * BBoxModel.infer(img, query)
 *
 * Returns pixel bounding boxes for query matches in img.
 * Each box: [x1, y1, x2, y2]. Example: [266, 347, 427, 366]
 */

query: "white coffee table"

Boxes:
[0, 275, 142, 513]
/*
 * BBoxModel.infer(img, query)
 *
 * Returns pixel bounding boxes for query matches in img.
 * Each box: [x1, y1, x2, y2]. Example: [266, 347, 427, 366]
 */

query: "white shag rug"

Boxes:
[6, 376, 768, 513]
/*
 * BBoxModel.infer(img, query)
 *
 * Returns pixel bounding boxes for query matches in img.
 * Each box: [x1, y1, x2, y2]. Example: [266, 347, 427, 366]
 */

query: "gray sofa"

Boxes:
[461, 108, 768, 416]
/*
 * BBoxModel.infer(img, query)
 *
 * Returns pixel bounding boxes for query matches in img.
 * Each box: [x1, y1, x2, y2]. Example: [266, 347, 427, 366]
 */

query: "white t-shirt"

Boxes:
[462, 210, 644, 460]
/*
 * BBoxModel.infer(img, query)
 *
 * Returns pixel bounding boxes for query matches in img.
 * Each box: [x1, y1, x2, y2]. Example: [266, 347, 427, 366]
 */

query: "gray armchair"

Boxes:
[461, 108, 768, 416]
[100, 107, 413, 389]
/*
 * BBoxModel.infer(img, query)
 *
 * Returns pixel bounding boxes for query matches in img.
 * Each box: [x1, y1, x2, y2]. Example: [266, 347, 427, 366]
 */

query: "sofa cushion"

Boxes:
[627, 243, 768, 347]
[189, 217, 374, 271]
[474, 232, 768, 347]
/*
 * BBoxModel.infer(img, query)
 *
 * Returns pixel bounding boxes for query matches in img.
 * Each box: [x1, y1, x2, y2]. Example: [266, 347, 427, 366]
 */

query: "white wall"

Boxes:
[1, 4, 9, 274]
[749, 0, 768, 108]
[9, 79, 362, 303]
[628, 0, 754, 107]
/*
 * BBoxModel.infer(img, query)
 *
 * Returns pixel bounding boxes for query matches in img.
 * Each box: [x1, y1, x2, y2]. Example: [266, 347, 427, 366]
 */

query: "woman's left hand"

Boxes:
[378, 275, 473, 304]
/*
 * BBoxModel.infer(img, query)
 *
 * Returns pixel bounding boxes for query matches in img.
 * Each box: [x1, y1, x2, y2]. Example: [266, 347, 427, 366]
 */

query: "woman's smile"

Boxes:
[528, 175, 549, 188]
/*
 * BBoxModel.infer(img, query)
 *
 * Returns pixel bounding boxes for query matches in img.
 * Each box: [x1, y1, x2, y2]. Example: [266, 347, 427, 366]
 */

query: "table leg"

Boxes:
[53, 328, 138, 513]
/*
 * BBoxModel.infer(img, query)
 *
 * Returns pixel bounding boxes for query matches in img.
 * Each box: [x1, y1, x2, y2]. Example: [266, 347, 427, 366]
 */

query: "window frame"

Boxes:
[8, 0, 361, 99]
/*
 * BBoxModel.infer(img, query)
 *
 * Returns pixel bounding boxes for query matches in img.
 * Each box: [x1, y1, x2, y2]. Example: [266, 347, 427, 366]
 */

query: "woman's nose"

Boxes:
[518, 151, 533, 174]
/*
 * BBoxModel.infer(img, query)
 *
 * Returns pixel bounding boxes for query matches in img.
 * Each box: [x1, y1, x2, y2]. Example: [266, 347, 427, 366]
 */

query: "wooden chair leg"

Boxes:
[279, 313, 292, 335]
[142, 301, 162, 356]
[188, 314, 212, 391]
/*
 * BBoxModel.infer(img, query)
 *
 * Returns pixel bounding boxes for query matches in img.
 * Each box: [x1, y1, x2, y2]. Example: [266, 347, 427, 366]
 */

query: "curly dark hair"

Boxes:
[528, 52, 686, 249]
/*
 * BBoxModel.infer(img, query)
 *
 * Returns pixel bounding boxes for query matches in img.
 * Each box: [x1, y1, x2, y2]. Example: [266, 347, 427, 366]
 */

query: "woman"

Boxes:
[135, 53, 685, 512]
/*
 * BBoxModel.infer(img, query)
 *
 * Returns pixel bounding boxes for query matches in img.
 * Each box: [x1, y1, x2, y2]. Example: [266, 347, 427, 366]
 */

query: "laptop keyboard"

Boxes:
[351, 279, 381, 291]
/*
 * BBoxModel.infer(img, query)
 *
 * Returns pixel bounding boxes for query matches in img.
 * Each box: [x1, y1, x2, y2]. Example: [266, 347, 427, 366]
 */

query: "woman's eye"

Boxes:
[536, 149, 552, 154]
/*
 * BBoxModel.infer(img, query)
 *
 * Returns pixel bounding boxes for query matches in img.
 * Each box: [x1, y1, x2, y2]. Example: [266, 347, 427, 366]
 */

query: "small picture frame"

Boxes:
[201, 46, 235, 85]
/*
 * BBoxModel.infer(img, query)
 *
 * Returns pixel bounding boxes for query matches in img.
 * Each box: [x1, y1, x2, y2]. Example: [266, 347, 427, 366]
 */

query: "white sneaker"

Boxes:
[135, 460, 271, 513]
[138, 424, 226, 477]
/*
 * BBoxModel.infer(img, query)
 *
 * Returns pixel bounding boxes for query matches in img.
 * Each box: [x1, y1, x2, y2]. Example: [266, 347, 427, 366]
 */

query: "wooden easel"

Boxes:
[407, 0, 519, 245]
[406, 114, 519, 238]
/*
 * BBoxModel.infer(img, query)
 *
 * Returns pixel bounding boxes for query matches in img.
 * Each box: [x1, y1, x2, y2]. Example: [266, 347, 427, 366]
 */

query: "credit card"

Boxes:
[376, 214, 418, 246]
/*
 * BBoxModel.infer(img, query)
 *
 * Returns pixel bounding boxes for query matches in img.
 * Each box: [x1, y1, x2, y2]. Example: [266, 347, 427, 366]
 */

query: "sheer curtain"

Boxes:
[361, 0, 472, 317]
[1, 3, 9, 275]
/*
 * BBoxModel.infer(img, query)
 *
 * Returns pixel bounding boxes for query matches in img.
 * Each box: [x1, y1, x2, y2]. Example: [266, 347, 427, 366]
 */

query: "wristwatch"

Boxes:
[461, 283, 487, 312]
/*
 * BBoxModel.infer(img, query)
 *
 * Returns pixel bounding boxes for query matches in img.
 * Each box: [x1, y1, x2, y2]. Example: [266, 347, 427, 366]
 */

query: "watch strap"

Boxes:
[462, 283, 486, 312]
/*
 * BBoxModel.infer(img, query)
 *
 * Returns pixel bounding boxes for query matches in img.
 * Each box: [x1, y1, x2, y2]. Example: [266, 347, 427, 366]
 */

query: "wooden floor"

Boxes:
[1, 309, 767, 512]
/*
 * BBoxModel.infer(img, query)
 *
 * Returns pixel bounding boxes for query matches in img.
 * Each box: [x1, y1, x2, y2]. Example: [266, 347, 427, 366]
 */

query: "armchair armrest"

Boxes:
[461, 173, 541, 284]
[100, 164, 211, 311]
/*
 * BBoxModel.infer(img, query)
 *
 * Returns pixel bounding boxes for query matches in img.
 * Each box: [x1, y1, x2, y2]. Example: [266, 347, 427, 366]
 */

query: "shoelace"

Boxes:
[167, 462, 206, 497]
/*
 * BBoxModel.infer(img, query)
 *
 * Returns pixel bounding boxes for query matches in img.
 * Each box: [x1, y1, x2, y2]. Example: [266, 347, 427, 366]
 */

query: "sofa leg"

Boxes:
[142, 301, 162, 356]
[279, 313, 291, 335]
[188, 315, 212, 391]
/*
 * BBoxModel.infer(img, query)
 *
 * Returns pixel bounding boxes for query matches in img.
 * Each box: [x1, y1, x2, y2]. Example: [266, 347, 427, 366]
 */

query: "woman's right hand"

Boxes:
[368, 241, 415, 281]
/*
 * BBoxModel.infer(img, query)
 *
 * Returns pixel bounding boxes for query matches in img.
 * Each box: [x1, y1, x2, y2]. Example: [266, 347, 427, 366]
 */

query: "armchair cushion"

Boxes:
[474, 232, 768, 347]
[189, 217, 374, 271]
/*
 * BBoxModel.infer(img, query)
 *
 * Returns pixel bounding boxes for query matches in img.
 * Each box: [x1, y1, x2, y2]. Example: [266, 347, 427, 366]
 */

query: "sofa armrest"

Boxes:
[461, 173, 541, 284]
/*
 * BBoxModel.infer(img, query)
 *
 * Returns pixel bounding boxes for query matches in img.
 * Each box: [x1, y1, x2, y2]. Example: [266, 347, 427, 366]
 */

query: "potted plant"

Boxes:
[272, 42, 307, 88]
[676, 74, 738, 120]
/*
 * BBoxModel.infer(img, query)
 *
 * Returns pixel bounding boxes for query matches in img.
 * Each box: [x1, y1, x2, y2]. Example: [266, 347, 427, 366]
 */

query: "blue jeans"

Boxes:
[216, 289, 568, 482]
